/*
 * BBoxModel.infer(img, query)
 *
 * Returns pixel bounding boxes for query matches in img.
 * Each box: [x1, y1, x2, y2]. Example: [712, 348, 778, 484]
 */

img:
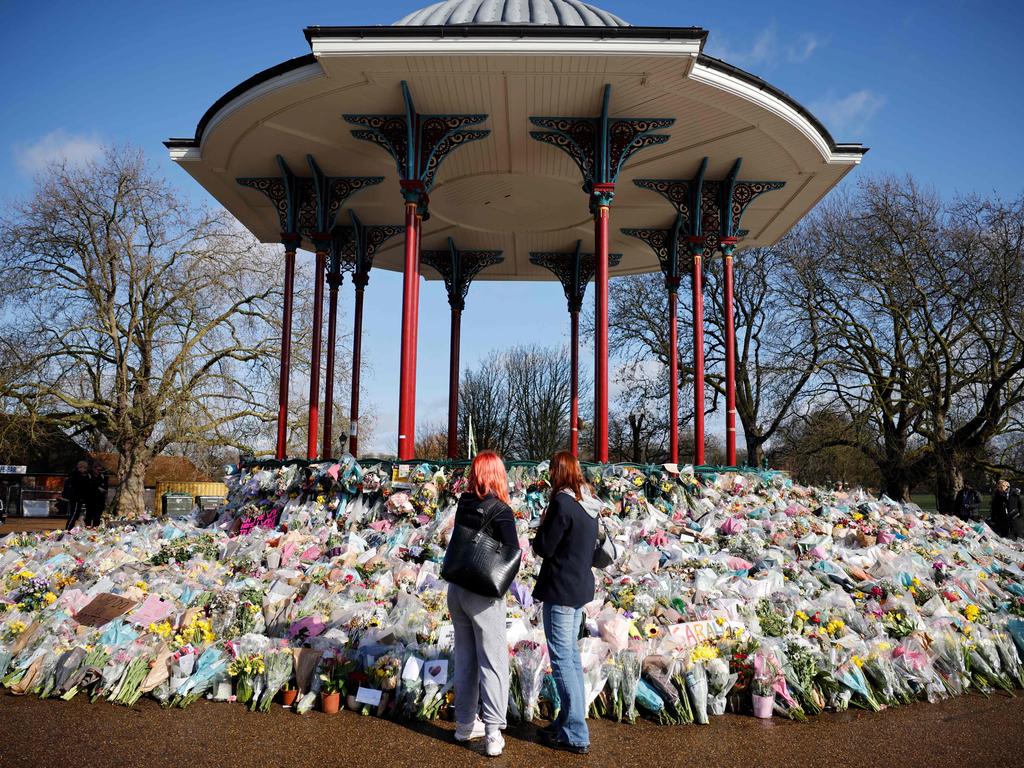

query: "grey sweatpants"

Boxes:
[446, 583, 509, 728]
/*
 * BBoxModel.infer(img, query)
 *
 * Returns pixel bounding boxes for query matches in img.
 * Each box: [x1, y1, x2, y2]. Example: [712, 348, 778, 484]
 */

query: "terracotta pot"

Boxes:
[320, 691, 341, 714]
[280, 688, 298, 707]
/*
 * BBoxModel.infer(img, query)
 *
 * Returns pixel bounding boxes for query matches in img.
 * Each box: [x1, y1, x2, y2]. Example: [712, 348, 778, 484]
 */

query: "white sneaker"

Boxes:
[485, 732, 505, 757]
[454, 718, 486, 742]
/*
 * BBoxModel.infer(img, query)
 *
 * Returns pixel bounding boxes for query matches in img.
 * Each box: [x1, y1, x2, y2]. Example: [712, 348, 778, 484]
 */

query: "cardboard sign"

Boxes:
[423, 659, 448, 685]
[666, 618, 744, 648]
[355, 686, 383, 706]
[74, 593, 137, 627]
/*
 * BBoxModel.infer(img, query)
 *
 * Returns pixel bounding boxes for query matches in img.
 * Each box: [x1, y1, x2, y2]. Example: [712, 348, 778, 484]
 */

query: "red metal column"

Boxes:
[307, 250, 326, 460]
[397, 202, 419, 460]
[667, 279, 680, 465]
[446, 308, 462, 459]
[275, 245, 297, 460]
[349, 274, 367, 458]
[594, 204, 610, 463]
[723, 246, 738, 466]
[322, 273, 341, 459]
[691, 243, 706, 466]
[569, 309, 580, 457]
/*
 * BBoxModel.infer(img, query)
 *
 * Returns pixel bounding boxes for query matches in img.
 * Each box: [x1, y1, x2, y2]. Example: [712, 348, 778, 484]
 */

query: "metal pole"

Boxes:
[397, 202, 419, 460]
[667, 280, 680, 465]
[349, 274, 367, 458]
[724, 249, 738, 466]
[276, 245, 296, 460]
[447, 307, 461, 459]
[322, 273, 341, 460]
[307, 250, 326, 460]
[594, 204, 610, 463]
[570, 308, 580, 457]
[691, 246, 706, 466]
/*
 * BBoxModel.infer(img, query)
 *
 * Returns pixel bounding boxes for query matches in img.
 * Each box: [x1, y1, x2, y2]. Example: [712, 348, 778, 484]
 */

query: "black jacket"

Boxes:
[454, 492, 518, 548]
[954, 487, 981, 520]
[532, 491, 598, 608]
[991, 488, 1022, 537]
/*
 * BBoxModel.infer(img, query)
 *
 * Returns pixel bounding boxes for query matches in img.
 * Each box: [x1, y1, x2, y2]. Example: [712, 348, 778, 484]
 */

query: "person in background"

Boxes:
[85, 460, 108, 527]
[532, 451, 598, 755]
[954, 482, 982, 521]
[62, 460, 93, 530]
[447, 450, 518, 758]
[990, 479, 1022, 539]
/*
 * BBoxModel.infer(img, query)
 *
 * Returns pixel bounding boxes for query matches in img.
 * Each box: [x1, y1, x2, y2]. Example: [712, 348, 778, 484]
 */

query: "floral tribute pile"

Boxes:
[2, 458, 1024, 725]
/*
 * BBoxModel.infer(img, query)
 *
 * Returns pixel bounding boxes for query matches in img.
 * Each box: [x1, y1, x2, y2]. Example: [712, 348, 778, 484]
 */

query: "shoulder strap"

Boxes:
[476, 497, 506, 533]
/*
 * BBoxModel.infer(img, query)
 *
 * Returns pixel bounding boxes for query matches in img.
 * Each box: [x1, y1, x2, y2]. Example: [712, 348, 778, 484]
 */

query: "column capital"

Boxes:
[281, 232, 301, 252]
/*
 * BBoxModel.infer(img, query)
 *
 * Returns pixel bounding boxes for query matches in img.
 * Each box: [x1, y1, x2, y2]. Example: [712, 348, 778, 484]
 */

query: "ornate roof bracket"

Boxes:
[420, 238, 504, 311]
[529, 84, 674, 211]
[344, 81, 491, 213]
[529, 241, 624, 313]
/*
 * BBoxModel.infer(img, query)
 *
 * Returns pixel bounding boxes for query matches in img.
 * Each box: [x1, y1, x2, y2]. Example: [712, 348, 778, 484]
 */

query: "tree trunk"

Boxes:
[933, 455, 964, 516]
[112, 446, 152, 519]
[879, 472, 912, 503]
[745, 433, 765, 469]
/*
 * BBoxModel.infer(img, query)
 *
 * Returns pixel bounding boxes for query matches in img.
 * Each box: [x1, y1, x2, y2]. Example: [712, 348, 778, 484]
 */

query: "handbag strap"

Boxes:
[475, 497, 505, 536]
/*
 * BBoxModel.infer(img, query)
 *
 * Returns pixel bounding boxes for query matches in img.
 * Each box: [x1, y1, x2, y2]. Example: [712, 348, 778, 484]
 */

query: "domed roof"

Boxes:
[394, 0, 630, 27]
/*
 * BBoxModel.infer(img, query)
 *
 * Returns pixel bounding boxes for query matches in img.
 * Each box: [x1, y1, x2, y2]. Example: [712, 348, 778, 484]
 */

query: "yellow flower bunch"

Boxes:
[964, 604, 980, 622]
[54, 573, 77, 589]
[689, 642, 720, 664]
[852, 654, 865, 668]
[978, 571, 988, 581]
[173, 616, 215, 648]
[851, 512, 864, 521]
[911, 577, 921, 588]
[825, 619, 846, 637]
[7, 620, 27, 636]
[794, 610, 809, 621]
[642, 622, 661, 639]
[228, 653, 265, 677]
[149, 620, 173, 639]
[43, 592, 57, 605]
[7, 569, 35, 586]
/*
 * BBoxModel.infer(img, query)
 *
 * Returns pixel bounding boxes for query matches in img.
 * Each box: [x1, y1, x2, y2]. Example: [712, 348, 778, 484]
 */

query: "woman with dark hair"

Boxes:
[447, 450, 519, 757]
[532, 450, 598, 755]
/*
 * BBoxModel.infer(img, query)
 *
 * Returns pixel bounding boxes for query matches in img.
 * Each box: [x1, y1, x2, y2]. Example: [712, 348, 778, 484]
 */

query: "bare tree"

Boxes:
[798, 177, 1024, 506]
[505, 345, 572, 459]
[415, 420, 448, 461]
[458, 351, 514, 457]
[0, 148, 281, 516]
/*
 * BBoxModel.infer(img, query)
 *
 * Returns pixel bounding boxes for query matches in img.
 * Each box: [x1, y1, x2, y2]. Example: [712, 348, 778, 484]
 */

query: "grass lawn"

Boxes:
[911, 493, 992, 514]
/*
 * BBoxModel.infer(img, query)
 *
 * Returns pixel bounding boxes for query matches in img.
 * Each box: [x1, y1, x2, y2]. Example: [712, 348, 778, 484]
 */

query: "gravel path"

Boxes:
[1, 690, 1021, 768]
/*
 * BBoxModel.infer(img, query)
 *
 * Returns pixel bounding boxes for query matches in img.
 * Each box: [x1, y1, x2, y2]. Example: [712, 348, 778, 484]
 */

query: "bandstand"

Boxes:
[165, 0, 866, 465]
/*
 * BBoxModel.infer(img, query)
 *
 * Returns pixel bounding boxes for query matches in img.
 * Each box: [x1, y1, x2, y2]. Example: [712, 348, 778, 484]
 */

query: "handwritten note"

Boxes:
[75, 593, 137, 627]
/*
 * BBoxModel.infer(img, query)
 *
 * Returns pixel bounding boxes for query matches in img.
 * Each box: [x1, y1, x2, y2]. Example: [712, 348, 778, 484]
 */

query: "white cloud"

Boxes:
[788, 33, 822, 63]
[809, 89, 886, 136]
[13, 130, 104, 175]
[709, 25, 824, 70]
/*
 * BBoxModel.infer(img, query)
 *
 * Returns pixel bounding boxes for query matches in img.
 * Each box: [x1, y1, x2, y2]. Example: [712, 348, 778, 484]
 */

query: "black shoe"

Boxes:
[541, 732, 589, 755]
[538, 724, 558, 737]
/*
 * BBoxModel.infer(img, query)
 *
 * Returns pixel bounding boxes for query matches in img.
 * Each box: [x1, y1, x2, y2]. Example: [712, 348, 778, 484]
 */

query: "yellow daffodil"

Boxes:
[795, 610, 809, 621]
[852, 654, 864, 668]
[43, 592, 57, 605]
[8, 620, 27, 636]
[978, 571, 988, 581]
[964, 604, 980, 622]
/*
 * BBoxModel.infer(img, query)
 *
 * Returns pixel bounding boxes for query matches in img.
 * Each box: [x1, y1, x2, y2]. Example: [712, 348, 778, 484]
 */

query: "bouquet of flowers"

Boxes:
[417, 657, 452, 721]
[228, 652, 265, 708]
[256, 647, 294, 712]
[370, 654, 401, 692]
[618, 649, 642, 724]
[510, 640, 545, 722]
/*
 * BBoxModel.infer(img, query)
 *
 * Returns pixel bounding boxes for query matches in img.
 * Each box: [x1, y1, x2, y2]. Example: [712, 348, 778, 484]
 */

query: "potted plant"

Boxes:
[319, 657, 352, 714]
[280, 680, 298, 707]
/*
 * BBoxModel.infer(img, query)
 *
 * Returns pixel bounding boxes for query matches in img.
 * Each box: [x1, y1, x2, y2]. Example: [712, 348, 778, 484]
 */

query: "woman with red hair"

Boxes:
[447, 450, 519, 757]
[532, 450, 598, 754]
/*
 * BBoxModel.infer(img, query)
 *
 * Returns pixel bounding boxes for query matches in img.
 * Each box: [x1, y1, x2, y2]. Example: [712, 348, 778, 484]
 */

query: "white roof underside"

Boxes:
[168, 34, 864, 281]
[395, 0, 630, 27]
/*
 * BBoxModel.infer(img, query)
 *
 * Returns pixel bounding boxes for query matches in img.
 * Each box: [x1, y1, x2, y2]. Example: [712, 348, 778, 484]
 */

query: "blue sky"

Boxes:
[2, 1, 1023, 454]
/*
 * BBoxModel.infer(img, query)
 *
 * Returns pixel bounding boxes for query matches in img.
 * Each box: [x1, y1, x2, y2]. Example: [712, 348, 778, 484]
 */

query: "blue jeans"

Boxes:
[542, 603, 589, 748]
